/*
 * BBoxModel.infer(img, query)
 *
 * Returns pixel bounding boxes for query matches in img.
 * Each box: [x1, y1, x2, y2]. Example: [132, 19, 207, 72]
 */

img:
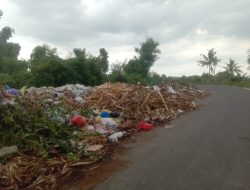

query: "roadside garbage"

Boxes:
[86, 125, 95, 131]
[168, 86, 177, 94]
[0, 82, 207, 189]
[110, 112, 120, 118]
[71, 115, 87, 127]
[138, 122, 154, 131]
[83, 83, 206, 128]
[87, 144, 104, 152]
[75, 96, 84, 103]
[165, 124, 174, 129]
[99, 117, 117, 128]
[108, 131, 126, 143]
[192, 101, 196, 108]
[0, 145, 18, 157]
[6, 88, 19, 96]
[100, 111, 110, 118]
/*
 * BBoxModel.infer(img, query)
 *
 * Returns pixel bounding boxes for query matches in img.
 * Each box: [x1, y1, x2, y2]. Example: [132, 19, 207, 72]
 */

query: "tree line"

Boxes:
[196, 48, 250, 86]
[0, 10, 166, 88]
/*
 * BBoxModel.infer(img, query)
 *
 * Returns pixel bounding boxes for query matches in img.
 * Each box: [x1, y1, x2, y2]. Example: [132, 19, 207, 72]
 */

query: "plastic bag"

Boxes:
[138, 122, 154, 131]
[71, 115, 87, 127]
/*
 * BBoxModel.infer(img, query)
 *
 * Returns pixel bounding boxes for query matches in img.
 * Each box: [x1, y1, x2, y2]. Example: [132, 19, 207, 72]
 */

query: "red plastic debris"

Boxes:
[71, 115, 87, 128]
[138, 122, 154, 131]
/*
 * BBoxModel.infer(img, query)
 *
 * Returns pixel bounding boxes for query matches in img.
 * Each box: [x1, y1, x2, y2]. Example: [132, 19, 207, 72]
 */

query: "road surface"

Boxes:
[91, 85, 250, 190]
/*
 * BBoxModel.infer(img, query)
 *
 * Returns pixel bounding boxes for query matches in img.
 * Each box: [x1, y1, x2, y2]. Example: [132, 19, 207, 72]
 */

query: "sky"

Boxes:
[0, 0, 249, 76]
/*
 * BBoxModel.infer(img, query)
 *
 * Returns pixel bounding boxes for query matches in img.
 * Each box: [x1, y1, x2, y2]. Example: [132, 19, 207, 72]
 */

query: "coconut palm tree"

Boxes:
[198, 48, 220, 76]
[223, 58, 242, 76]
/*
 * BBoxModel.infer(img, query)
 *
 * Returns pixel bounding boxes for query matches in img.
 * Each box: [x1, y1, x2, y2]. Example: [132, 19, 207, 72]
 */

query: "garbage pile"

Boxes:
[83, 83, 204, 129]
[0, 83, 206, 189]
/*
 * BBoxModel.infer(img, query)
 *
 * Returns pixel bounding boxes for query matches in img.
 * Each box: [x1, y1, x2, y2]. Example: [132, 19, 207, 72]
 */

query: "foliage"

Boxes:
[0, 97, 85, 157]
[98, 48, 109, 73]
[198, 48, 220, 76]
[29, 44, 58, 69]
[66, 49, 105, 86]
[0, 11, 28, 88]
[109, 38, 161, 84]
[124, 38, 161, 82]
[223, 58, 242, 76]
[30, 59, 75, 87]
[146, 72, 167, 86]
[108, 62, 127, 83]
[0, 12, 160, 88]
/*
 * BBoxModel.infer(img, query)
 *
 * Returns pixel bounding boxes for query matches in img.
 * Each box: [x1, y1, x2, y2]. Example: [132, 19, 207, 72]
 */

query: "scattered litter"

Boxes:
[86, 125, 95, 131]
[71, 115, 87, 128]
[192, 101, 196, 108]
[0, 145, 18, 157]
[99, 117, 117, 128]
[75, 96, 84, 103]
[138, 122, 154, 131]
[6, 88, 19, 96]
[168, 86, 177, 94]
[87, 144, 104, 152]
[108, 131, 126, 143]
[165, 124, 174, 129]
[178, 109, 184, 114]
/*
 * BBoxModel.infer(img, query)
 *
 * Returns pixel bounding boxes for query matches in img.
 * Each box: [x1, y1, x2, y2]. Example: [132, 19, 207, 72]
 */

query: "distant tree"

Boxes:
[66, 48, 105, 86]
[0, 11, 20, 61]
[0, 10, 27, 87]
[135, 38, 161, 69]
[30, 59, 75, 87]
[30, 44, 58, 68]
[223, 58, 242, 76]
[146, 72, 164, 85]
[98, 48, 109, 73]
[124, 38, 161, 81]
[109, 62, 127, 82]
[73, 48, 86, 59]
[198, 48, 220, 76]
[0, 27, 21, 60]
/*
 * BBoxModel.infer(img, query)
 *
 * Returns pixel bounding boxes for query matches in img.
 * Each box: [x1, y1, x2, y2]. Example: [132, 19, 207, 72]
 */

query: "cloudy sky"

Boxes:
[0, 0, 249, 76]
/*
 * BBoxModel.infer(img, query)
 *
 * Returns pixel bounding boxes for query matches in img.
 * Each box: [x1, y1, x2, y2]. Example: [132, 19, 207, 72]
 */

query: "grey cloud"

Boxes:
[8, 0, 250, 46]
[1, 0, 250, 75]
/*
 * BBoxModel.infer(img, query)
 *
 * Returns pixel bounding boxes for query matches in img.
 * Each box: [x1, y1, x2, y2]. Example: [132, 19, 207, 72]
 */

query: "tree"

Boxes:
[66, 48, 105, 86]
[124, 38, 161, 81]
[98, 48, 109, 73]
[198, 48, 220, 76]
[223, 58, 242, 76]
[109, 61, 127, 82]
[0, 27, 20, 60]
[0, 10, 26, 87]
[135, 38, 161, 69]
[30, 60, 75, 87]
[29, 44, 58, 68]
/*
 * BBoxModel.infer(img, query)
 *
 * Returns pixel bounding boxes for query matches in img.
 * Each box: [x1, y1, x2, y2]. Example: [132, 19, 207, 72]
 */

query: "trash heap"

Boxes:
[83, 83, 204, 129]
[0, 83, 206, 190]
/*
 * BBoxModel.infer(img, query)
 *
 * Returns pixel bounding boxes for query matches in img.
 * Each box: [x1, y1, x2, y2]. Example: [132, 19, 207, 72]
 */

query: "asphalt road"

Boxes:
[93, 85, 250, 190]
